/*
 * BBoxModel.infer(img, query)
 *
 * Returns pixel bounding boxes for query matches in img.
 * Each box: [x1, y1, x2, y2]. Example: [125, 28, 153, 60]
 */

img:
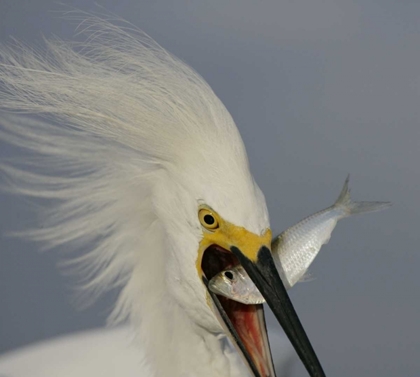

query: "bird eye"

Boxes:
[224, 271, 234, 280]
[198, 209, 219, 230]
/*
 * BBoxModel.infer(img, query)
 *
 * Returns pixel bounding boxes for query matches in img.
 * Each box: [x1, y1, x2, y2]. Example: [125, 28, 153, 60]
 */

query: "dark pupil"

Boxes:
[204, 214, 215, 225]
[224, 271, 234, 280]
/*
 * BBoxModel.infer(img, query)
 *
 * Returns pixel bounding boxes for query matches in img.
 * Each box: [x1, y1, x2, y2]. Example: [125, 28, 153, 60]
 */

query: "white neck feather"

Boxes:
[114, 220, 249, 377]
[134, 297, 248, 377]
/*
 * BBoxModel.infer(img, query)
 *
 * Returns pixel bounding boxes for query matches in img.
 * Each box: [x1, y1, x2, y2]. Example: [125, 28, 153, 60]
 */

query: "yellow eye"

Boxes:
[198, 209, 219, 230]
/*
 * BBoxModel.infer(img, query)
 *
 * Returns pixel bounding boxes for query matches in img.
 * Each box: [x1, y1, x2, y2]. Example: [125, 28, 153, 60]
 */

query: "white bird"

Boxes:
[0, 15, 387, 377]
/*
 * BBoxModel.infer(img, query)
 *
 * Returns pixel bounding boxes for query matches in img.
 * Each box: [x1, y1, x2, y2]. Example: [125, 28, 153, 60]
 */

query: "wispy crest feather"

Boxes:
[0, 16, 244, 321]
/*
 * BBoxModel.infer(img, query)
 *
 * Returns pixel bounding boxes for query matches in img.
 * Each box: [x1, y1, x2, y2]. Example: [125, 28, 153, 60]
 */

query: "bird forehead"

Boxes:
[166, 150, 270, 233]
[209, 190, 270, 235]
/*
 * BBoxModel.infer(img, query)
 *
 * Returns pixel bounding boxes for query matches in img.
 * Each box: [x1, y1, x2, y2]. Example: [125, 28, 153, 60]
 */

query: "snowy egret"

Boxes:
[0, 16, 387, 377]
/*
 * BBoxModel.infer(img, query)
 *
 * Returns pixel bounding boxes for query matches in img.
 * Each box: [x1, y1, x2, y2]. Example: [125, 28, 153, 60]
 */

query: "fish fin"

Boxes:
[334, 174, 392, 215]
[297, 272, 315, 284]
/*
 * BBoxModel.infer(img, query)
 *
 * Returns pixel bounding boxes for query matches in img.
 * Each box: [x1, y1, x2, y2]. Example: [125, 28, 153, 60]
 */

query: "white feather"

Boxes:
[0, 16, 271, 377]
[0, 15, 248, 313]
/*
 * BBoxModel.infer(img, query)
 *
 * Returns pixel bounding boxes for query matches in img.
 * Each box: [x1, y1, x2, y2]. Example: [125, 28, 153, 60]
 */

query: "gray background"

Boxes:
[0, 1, 418, 376]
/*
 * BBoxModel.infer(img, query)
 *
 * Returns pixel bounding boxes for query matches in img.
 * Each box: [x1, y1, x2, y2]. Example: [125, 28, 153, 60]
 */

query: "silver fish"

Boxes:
[272, 175, 391, 289]
[209, 176, 391, 304]
[208, 265, 265, 304]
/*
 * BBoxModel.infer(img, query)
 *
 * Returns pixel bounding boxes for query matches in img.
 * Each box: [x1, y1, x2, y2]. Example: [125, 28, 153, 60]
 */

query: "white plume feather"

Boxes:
[0, 16, 253, 323]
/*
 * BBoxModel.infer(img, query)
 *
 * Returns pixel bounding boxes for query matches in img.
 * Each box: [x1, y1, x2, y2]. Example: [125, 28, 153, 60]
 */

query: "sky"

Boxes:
[0, 1, 419, 376]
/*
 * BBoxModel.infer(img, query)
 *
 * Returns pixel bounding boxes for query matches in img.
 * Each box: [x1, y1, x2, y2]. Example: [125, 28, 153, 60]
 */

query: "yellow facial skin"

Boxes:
[196, 206, 272, 278]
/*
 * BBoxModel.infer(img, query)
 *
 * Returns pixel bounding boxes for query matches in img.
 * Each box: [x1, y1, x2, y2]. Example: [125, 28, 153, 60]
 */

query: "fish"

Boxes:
[208, 265, 265, 304]
[209, 176, 391, 304]
[272, 175, 391, 289]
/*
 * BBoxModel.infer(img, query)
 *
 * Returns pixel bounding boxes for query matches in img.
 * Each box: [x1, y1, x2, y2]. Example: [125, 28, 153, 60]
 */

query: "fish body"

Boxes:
[272, 175, 391, 289]
[209, 176, 391, 305]
[208, 265, 265, 305]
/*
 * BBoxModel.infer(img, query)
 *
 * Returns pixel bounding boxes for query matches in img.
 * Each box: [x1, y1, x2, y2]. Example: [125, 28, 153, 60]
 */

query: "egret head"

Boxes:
[0, 16, 323, 377]
[150, 133, 266, 311]
[148, 131, 319, 376]
[149, 158, 276, 375]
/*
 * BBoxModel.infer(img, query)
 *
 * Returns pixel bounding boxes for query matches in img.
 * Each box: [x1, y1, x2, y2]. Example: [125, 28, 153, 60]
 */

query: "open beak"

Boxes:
[201, 243, 325, 377]
[231, 245, 326, 377]
[203, 275, 275, 377]
[198, 211, 325, 377]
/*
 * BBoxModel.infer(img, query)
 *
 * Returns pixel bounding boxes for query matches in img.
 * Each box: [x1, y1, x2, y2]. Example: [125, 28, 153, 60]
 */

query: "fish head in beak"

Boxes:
[197, 206, 326, 377]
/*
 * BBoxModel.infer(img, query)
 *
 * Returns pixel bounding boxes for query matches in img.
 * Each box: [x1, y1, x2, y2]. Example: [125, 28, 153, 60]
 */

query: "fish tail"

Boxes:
[334, 175, 392, 216]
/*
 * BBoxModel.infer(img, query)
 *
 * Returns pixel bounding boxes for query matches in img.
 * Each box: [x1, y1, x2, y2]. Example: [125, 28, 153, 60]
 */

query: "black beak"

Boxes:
[231, 245, 326, 377]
